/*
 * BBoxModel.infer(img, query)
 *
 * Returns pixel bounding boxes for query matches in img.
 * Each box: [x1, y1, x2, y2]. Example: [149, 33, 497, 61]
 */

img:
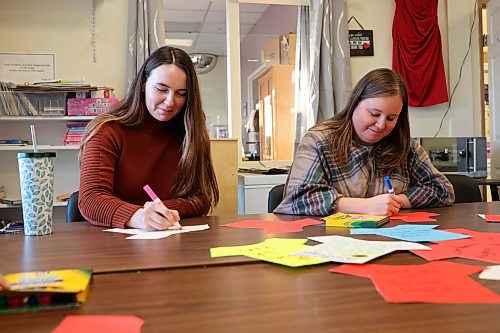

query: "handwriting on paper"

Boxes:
[292, 235, 429, 264]
[210, 238, 329, 267]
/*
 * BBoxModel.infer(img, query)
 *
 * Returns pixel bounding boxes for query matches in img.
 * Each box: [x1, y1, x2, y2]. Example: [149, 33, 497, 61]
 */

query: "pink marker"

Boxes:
[143, 184, 182, 230]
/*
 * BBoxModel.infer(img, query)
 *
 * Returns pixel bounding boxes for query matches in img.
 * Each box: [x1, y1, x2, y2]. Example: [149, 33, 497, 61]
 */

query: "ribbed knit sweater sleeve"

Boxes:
[78, 119, 211, 228]
[78, 124, 141, 228]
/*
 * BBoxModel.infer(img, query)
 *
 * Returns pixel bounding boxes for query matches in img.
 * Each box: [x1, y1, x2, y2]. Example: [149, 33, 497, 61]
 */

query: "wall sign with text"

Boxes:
[0, 53, 55, 84]
[349, 30, 374, 57]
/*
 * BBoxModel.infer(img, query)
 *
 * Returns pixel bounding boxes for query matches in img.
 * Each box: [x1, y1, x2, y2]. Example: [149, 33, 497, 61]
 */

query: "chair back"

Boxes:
[66, 191, 85, 222]
[443, 174, 482, 203]
[268, 184, 285, 213]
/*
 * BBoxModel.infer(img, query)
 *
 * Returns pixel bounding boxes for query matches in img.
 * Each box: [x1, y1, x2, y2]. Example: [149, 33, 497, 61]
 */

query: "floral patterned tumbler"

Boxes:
[17, 152, 56, 236]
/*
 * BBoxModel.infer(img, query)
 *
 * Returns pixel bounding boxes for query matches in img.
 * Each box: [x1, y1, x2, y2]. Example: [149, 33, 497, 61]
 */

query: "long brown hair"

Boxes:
[80, 46, 219, 209]
[321, 68, 410, 175]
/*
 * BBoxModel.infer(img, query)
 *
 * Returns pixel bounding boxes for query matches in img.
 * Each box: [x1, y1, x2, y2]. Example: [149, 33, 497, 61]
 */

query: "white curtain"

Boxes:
[126, 0, 166, 91]
[294, 0, 352, 145]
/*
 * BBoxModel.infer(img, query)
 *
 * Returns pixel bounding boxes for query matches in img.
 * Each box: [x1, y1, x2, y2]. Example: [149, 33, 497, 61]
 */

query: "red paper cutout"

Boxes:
[411, 228, 500, 263]
[484, 214, 500, 222]
[390, 212, 439, 222]
[222, 218, 322, 233]
[51, 315, 144, 333]
[330, 261, 500, 303]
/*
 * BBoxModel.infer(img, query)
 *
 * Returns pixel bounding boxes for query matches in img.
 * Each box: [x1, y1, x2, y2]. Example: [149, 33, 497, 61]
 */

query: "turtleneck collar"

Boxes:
[142, 111, 184, 137]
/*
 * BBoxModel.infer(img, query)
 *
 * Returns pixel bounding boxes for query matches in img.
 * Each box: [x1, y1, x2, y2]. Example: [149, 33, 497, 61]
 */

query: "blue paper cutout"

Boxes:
[350, 224, 471, 242]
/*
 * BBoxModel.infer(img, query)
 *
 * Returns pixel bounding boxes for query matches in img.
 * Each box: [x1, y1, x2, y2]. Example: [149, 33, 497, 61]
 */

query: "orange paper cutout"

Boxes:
[330, 261, 500, 303]
[51, 315, 144, 333]
[485, 214, 500, 222]
[390, 212, 439, 222]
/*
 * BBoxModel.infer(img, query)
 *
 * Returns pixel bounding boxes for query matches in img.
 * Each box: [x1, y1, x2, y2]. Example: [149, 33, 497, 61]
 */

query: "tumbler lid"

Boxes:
[17, 152, 56, 158]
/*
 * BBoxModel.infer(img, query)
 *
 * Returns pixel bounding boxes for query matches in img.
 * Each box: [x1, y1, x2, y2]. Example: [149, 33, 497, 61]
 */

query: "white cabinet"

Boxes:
[237, 173, 287, 214]
[0, 116, 92, 220]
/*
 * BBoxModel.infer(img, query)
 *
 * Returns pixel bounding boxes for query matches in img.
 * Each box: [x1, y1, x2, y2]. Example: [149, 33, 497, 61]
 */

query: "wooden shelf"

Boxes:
[0, 145, 79, 151]
[0, 116, 94, 121]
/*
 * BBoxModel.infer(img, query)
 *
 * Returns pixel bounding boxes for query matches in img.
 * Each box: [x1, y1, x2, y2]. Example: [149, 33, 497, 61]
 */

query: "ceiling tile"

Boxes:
[165, 9, 206, 23]
[194, 42, 227, 55]
[240, 4, 269, 13]
[165, 22, 201, 33]
[205, 10, 226, 23]
[197, 33, 226, 43]
[240, 12, 265, 25]
[209, 2, 226, 11]
[200, 22, 226, 34]
[163, 0, 210, 11]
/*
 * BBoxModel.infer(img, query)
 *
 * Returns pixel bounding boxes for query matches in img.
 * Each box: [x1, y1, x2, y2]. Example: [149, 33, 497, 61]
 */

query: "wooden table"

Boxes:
[3, 261, 500, 333]
[0, 214, 277, 274]
[4, 203, 500, 274]
[2, 203, 500, 332]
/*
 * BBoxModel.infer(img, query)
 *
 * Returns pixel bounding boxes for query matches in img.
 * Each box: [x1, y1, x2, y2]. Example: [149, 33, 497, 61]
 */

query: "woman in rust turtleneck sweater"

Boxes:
[79, 46, 219, 231]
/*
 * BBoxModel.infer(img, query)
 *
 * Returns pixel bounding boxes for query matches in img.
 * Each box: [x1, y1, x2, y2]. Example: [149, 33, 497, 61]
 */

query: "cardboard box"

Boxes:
[67, 98, 119, 116]
[263, 33, 296, 65]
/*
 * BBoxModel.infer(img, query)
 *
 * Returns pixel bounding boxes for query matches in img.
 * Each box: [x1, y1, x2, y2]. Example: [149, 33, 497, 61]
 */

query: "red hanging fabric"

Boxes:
[392, 0, 448, 107]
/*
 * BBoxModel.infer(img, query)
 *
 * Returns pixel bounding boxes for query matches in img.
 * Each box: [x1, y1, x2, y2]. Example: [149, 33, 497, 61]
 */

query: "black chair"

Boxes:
[443, 174, 482, 204]
[267, 184, 285, 213]
[66, 191, 85, 222]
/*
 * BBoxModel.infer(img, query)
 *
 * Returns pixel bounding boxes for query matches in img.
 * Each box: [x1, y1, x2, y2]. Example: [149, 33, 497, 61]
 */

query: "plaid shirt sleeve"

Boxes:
[404, 140, 455, 207]
[274, 130, 340, 216]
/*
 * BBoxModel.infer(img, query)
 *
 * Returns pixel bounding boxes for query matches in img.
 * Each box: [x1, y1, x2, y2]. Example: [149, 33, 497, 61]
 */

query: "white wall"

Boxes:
[0, 0, 128, 98]
[0, 0, 482, 138]
[347, 0, 482, 138]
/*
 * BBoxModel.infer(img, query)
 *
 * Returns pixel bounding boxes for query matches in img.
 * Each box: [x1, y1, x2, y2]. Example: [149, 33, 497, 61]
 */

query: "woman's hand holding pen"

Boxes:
[127, 202, 180, 231]
[337, 195, 405, 216]
[366, 194, 404, 216]
[143, 201, 180, 231]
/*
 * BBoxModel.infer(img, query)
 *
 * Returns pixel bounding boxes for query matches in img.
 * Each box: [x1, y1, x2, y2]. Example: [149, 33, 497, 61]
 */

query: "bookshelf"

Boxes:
[0, 121, 82, 221]
[0, 117, 90, 220]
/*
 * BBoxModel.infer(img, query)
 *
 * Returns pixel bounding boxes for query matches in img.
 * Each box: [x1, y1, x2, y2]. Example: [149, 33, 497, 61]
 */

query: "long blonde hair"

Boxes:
[80, 46, 219, 209]
[321, 68, 410, 175]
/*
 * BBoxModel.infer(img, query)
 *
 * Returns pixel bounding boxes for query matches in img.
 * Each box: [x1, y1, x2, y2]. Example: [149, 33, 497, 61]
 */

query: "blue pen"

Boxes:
[383, 176, 395, 195]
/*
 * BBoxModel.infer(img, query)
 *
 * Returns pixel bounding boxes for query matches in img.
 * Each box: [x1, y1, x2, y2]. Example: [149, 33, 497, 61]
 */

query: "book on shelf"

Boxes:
[62, 122, 87, 146]
[0, 139, 29, 146]
[0, 197, 22, 205]
[0, 269, 93, 313]
[322, 212, 389, 228]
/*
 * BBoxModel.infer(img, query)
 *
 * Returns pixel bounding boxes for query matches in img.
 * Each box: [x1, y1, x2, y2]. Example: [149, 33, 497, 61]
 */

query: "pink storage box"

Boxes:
[67, 98, 119, 116]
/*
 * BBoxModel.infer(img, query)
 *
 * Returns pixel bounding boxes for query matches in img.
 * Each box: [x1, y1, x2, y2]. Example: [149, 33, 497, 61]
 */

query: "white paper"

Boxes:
[104, 224, 210, 240]
[293, 235, 430, 264]
[479, 265, 500, 281]
[103, 228, 147, 235]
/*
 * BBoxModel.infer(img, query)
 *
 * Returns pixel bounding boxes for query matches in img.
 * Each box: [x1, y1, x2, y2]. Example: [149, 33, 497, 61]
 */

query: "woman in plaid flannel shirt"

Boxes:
[275, 68, 454, 216]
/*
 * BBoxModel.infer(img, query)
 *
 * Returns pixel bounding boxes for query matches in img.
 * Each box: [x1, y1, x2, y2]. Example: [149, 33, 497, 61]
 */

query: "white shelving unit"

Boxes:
[0, 145, 79, 151]
[0, 116, 92, 220]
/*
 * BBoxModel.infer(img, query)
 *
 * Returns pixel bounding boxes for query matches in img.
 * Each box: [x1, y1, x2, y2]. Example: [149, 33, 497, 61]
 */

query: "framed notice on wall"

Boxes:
[0, 53, 55, 84]
[349, 30, 374, 57]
